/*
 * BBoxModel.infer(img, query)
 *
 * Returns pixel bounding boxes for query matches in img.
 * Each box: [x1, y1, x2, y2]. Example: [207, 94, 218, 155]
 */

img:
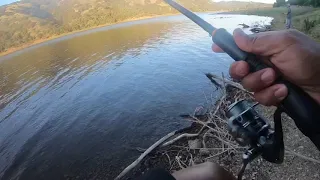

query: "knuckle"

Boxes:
[241, 74, 261, 92]
[229, 67, 239, 79]
[250, 36, 259, 52]
[241, 82, 253, 92]
[254, 93, 271, 105]
[283, 29, 298, 42]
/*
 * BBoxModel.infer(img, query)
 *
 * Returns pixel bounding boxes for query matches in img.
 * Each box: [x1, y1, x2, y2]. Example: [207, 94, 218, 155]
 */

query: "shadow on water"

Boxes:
[0, 14, 272, 179]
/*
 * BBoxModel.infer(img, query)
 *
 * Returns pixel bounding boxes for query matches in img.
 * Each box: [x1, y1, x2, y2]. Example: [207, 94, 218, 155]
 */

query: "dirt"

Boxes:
[254, 106, 320, 180]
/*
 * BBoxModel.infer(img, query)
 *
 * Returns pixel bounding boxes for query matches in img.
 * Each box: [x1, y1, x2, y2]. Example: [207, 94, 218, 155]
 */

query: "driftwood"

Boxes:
[115, 131, 177, 180]
[162, 133, 200, 147]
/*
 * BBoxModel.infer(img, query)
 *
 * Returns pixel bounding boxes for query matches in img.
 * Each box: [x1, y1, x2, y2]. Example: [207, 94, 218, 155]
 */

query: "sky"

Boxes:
[0, 0, 276, 6]
[0, 0, 19, 6]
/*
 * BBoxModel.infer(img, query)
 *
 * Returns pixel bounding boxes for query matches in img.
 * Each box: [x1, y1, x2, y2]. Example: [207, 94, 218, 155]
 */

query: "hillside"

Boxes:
[0, 0, 270, 54]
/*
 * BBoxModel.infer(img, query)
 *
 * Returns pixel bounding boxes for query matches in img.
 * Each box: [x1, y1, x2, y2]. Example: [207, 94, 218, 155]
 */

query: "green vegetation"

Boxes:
[303, 18, 317, 33]
[0, 0, 270, 55]
[274, 0, 286, 7]
[241, 6, 320, 41]
[288, 0, 320, 7]
[274, 0, 320, 7]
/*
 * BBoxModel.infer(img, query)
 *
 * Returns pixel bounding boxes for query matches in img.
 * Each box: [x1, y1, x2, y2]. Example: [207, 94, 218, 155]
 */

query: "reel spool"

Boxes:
[226, 100, 284, 180]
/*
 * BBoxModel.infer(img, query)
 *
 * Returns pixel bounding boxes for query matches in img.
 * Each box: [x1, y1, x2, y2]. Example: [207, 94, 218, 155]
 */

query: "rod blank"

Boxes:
[164, 0, 216, 34]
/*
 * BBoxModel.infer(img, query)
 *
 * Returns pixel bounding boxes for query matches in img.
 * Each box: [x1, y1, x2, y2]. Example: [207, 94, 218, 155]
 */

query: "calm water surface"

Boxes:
[0, 14, 271, 179]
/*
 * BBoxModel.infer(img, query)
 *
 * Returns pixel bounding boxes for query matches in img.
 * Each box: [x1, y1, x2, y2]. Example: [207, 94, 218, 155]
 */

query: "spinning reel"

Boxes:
[226, 100, 285, 180]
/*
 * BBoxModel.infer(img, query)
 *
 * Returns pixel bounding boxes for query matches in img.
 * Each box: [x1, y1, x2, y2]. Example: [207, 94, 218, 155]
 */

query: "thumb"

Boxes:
[233, 28, 256, 53]
[232, 28, 295, 56]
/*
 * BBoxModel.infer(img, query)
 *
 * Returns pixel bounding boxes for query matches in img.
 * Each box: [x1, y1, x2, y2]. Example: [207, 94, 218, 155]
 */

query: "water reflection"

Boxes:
[0, 21, 176, 112]
[0, 14, 272, 179]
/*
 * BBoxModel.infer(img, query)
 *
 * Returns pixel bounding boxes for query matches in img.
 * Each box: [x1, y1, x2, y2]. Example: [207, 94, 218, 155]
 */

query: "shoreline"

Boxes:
[0, 13, 179, 57]
[116, 6, 320, 180]
[0, 9, 270, 58]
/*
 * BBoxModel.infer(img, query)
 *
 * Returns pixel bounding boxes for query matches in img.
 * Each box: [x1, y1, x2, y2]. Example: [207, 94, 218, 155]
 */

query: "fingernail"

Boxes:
[235, 64, 247, 76]
[234, 28, 246, 37]
[261, 69, 274, 84]
[274, 85, 287, 100]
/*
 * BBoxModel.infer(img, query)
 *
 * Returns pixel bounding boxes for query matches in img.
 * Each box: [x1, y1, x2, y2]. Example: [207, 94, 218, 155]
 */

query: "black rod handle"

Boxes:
[212, 28, 320, 149]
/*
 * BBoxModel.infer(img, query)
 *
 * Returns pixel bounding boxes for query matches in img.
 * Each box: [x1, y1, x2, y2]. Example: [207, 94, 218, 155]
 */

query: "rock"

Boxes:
[265, 25, 272, 30]
[246, 163, 251, 170]
[188, 139, 202, 149]
[250, 27, 268, 33]
[239, 23, 250, 28]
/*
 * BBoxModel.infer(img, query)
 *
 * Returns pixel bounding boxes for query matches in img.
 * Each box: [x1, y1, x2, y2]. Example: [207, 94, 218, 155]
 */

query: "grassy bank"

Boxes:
[242, 6, 320, 41]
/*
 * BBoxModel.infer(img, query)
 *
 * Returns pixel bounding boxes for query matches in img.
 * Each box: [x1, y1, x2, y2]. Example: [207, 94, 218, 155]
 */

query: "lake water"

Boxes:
[0, 14, 271, 180]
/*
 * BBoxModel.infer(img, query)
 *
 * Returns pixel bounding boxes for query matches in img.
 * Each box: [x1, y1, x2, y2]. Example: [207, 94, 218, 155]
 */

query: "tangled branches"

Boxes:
[115, 73, 320, 180]
[115, 73, 251, 180]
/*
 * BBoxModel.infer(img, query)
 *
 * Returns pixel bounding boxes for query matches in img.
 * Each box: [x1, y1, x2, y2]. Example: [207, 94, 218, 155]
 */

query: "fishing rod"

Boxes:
[164, 0, 320, 179]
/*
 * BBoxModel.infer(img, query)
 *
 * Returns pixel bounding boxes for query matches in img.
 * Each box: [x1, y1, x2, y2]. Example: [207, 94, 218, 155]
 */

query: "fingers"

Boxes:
[212, 44, 224, 53]
[212, 29, 298, 57]
[229, 61, 250, 79]
[241, 68, 277, 92]
[229, 61, 285, 105]
[254, 84, 288, 106]
[212, 29, 295, 106]
[233, 28, 296, 56]
[230, 62, 277, 92]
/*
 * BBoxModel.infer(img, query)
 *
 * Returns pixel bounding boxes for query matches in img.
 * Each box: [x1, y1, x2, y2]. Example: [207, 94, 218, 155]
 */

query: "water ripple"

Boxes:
[0, 14, 272, 180]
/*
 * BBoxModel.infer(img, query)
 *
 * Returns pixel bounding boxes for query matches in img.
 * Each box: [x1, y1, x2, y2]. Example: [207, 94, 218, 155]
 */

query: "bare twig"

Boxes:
[164, 152, 172, 167]
[175, 156, 186, 169]
[172, 145, 245, 151]
[115, 131, 177, 180]
[117, 74, 253, 179]
[286, 150, 320, 164]
[162, 133, 200, 147]
[189, 151, 195, 166]
[206, 73, 248, 92]
[202, 129, 212, 149]
[205, 150, 229, 159]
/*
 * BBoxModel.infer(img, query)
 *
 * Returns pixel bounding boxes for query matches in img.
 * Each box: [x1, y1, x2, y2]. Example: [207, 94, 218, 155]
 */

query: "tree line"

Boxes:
[274, 0, 320, 7]
[0, 0, 270, 54]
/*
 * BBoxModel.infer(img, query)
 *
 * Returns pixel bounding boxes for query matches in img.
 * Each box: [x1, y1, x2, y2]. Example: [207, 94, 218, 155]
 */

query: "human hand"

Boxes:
[172, 162, 235, 180]
[212, 29, 320, 106]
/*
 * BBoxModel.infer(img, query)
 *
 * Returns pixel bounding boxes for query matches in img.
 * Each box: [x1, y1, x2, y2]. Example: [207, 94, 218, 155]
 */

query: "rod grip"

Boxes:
[212, 28, 320, 149]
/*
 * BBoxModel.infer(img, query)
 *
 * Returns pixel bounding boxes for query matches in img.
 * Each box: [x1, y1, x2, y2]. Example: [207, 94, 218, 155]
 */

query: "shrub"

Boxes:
[303, 18, 316, 32]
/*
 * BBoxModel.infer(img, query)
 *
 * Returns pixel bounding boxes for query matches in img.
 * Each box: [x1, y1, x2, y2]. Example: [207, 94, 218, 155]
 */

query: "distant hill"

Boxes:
[0, 0, 271, 54]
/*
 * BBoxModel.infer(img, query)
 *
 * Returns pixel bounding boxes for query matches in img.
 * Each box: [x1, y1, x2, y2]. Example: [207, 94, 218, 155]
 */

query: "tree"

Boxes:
[288, 0, 320, 7]
[274, 0, 286, 7]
